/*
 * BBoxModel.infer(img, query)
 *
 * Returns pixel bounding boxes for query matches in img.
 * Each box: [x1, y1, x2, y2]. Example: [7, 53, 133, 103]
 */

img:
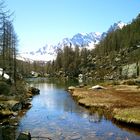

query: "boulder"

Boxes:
[68, 86, 75, 90]
[122, 63, 138, 78]
[91, 85, 106, 90]
[2, 121, 10, 126]
[136, 78, 140, 84]
[79, 84, 86, 88]
[29, 87, 40, 95]
[115, 57, 121, 62]
[0, 103, 6, 110]
[12, 102, 22, 111]
[22, 101, 32, 109]
[17, 132, 31, 140]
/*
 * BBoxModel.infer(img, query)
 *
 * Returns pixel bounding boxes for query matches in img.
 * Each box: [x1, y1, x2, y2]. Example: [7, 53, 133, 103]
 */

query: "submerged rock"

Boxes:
[17, 132, 31, 140]
[70, 134, 81, 140]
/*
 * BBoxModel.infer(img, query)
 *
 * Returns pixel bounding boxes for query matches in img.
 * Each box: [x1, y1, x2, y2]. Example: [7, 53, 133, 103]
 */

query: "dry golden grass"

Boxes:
[70, 85, 140, 125]
[113, 108, 140, 124]
[0, 109, 14, 117]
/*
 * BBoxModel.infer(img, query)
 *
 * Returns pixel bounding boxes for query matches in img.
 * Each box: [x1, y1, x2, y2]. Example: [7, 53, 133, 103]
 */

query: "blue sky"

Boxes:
[5, 0, 140, 52]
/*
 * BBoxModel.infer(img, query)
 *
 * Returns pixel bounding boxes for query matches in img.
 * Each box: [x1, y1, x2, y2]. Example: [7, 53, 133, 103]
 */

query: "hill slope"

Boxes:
[47, 14, 140, 80]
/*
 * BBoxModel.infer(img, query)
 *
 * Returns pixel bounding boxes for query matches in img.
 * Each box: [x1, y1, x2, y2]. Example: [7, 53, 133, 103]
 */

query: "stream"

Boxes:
[16, 78, 140, 140]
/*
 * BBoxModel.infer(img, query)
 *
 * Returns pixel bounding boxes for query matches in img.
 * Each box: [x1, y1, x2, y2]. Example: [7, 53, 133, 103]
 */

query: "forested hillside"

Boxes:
[46, 14, 140, 81]
[95, 13, 140, 59]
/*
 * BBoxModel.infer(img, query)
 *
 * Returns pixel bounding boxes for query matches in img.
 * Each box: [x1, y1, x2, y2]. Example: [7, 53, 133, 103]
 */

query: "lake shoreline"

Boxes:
[68, 84, 140, 128]
[0, 85, 40, 127]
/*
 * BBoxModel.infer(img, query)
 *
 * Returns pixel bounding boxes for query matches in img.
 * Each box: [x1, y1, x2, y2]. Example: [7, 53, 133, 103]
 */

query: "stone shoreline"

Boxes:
[68, 85, 140, 127]
[0, 87, 40, 126]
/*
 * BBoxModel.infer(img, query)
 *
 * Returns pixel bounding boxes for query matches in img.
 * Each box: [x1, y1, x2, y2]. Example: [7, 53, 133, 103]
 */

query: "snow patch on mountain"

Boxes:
[107, 21, 126, 33]
[18, 21, 126, 62]
[18, 45, 57, 62]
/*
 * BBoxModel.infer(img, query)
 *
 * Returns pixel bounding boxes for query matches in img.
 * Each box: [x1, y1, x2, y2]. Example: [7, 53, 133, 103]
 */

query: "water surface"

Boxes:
[17, 79, 140, 140]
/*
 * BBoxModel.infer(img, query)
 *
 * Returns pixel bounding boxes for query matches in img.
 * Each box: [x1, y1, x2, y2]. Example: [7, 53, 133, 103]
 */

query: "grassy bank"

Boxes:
[68, 84, 140, 126]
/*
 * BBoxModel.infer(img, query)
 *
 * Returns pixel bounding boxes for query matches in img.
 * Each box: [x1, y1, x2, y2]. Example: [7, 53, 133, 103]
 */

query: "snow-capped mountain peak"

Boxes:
[71, 32, 101, 46]
[18, 21, 126, 62]
[108, 21, 126, 33]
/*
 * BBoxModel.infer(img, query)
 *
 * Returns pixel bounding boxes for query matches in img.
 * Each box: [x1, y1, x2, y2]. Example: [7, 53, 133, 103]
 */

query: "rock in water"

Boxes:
[17, 132, 31, 140]
[30, 87, 40, 95]
[12, 102, 22, 111]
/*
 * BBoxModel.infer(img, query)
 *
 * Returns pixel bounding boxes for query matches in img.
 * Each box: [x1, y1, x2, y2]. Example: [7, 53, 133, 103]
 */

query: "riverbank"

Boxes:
[68, 84, 140, 126]
[0, 80, 40, 126]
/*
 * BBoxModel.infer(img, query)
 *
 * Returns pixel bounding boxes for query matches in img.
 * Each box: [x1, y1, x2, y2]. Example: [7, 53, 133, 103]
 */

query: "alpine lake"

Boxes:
[1, 78, 140, 140]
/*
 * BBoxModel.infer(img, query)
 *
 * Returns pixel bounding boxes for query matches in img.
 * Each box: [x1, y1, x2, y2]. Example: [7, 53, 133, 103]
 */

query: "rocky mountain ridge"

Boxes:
[18, 21, 126, 62]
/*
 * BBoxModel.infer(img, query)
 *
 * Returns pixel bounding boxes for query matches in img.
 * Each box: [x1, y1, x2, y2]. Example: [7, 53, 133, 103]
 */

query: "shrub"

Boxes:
[0, 81, 10, 95]
[124, 80, 136, 85]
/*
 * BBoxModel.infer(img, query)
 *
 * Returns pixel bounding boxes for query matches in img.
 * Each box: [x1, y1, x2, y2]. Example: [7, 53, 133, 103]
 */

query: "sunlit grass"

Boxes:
[70, 85, 140, 125]
[113, 108, 140, 124]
